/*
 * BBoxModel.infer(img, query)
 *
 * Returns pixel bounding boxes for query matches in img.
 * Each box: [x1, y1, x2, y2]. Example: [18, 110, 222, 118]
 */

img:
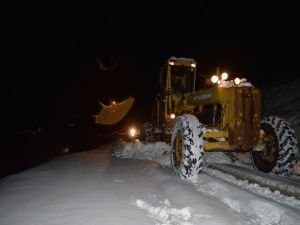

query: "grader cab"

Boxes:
[143, 57, 298, 179]
[151, 57, 197, 137]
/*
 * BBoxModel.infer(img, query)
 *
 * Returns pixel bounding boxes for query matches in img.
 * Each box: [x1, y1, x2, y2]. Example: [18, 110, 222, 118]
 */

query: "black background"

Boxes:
[1, 1, 299, 177]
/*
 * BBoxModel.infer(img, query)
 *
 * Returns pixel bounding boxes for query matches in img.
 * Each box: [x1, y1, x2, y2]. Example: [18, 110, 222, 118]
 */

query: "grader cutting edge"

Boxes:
[141, 57, 298, 179]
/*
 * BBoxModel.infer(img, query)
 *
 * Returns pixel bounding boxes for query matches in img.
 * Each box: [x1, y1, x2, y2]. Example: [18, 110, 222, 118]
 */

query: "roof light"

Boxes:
[234, 78, 241, 85]
[211, 75, 219, 84]
[221, 72, 228, 81]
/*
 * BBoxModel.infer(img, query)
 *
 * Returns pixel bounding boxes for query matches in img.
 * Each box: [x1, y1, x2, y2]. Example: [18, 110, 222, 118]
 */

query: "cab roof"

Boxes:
[168, 56, 196, 66]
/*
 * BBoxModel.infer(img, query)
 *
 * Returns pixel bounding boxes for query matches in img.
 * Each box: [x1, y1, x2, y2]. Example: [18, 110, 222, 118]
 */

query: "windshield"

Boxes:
[171, 66, 195, 93]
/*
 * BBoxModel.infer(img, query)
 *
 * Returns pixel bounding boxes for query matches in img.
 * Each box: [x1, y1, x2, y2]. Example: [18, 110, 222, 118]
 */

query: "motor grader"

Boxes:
[140, 56, 298, 179]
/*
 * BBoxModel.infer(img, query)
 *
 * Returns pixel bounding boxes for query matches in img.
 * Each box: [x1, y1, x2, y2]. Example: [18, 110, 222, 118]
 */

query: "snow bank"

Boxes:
[112, 141, 172, 168]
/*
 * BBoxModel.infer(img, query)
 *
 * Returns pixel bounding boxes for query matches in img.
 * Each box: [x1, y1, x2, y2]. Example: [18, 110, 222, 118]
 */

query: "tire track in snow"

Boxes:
[207, 163, 300, 198]
[194, 171, 300, 225]
[202, 167, 300, 209]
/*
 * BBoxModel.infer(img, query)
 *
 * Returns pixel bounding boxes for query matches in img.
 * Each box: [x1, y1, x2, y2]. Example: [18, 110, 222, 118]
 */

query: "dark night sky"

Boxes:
[1, 1, 300, 133]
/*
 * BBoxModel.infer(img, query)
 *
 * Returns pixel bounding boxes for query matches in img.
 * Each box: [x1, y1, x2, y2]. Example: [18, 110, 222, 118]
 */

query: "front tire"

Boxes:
[252, 116, 298, 176]
[171, 114, 206, 179]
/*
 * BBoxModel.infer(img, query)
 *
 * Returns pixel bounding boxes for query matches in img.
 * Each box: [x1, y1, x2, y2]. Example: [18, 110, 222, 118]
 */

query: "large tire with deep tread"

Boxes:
[140, 122, 155, 143]
[252, 116, 298, 176]
[171, 114, 206, 179]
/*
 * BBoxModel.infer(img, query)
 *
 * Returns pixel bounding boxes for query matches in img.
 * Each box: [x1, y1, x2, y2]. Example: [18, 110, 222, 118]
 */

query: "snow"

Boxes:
[112, 141, 171, 168]
[135, 199, 197, 224]
[0, 141, 299, 225]
[207, 163, 300, 196]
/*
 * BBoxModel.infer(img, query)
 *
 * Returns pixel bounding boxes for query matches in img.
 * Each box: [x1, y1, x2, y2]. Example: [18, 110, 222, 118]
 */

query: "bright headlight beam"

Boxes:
[170, 113, 176, 119]
[211, 75, 219, 84]
[129, 128, 136, 137]
[234, 77, 241, 85]
[191, 63, 196, 68]
[221, 72, 228, 80]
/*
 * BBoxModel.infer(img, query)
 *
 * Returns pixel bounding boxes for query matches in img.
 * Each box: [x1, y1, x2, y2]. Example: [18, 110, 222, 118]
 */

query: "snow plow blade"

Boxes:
[94, 97, 135, 125]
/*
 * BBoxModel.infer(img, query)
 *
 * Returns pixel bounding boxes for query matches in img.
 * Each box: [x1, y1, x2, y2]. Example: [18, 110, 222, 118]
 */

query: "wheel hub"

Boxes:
[261, 133, 277, 162]
[252, 126, 279, 173]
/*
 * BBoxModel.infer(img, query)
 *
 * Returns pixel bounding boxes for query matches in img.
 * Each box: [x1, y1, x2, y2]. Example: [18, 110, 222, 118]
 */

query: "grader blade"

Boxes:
[94, 97, 134, 125]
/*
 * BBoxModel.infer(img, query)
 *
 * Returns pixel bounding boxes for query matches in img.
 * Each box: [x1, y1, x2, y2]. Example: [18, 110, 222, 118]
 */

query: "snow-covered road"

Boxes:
[0, 141, 299, 225]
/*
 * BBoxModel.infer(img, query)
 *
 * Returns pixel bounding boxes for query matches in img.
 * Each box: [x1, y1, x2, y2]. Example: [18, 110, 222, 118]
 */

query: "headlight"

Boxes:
[191, 63, 196, 68]
[129, 128, 137, 137]
[221, 72, 228, 80]
[211, 75, 219, 84]
[170, 113, 176, 119]
[234, 77, 241, 85]
[169, 61, 174, 65]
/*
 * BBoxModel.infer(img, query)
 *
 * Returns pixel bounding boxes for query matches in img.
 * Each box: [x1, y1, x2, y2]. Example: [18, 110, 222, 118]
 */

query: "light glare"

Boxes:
[170, 113, 176, 119]
[221, 72, 228, 80]
[211, 75, 219, 84]
[234, 78, 241, 85]
[129, 128, 136, 137]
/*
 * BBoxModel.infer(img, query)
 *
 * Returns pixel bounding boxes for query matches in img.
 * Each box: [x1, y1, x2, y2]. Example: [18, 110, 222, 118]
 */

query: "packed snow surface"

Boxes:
[1, 141, 300, 225]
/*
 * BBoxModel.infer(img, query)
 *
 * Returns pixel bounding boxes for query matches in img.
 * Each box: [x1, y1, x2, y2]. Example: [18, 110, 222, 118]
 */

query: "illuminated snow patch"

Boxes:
[135, 199, 210, 225]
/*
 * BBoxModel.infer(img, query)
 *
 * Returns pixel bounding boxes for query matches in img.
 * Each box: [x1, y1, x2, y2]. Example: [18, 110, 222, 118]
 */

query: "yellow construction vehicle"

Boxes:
[141, 56, 298, 179]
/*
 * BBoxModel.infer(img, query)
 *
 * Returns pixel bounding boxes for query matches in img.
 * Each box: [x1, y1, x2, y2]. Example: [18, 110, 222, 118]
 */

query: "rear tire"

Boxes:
[252, 116, 298, 176]
[171, 114, 206, 179]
